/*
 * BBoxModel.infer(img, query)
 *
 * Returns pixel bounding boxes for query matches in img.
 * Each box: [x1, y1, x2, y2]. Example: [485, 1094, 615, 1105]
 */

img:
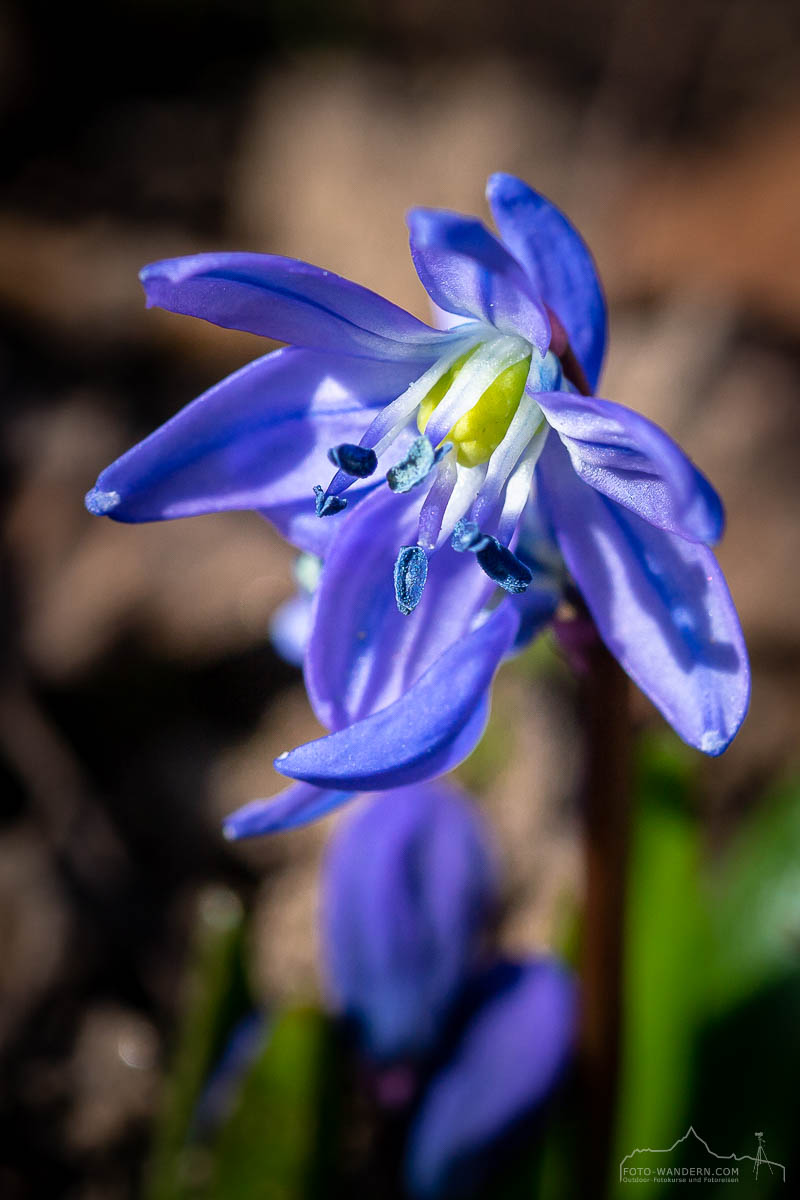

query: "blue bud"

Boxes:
[387, 435, 436, 493]
[269, 553, 323, 665]
[321, 784, 496, 1064]
[327, 442, 378, 478]
[270, 592, 313, 667]
[394, 545, 428, 615]
[406, 959, 576, 1198]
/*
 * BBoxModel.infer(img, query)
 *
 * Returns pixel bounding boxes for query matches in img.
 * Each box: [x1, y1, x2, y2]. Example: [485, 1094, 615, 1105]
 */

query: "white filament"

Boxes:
[363, 333, 483, 456]
[495, 428, 549, 546]
[436, 461, 489, 547]
[471, 389, 546, 529]
[416, 449, 458, 553]
[323, 333, 480, 498]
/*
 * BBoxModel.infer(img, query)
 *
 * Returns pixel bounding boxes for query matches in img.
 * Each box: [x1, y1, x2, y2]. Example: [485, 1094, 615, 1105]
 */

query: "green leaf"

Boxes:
[614, 759, 800, 1196]
[706, 778, 800, 1013]
[685, 779, 800, 1191]
[614, 735, 710, 1187]
[144, 885, 249, 1200]
[206, 1007, 342, 1200]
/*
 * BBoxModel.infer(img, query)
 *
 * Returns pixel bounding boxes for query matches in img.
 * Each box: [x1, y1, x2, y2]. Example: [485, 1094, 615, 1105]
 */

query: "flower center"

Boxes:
[314, 333, 562, 614]
[417, 347, 532, 468]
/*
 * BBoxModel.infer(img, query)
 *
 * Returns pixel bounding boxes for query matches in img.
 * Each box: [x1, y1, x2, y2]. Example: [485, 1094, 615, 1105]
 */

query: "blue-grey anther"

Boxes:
[327, 443, 378, 478]
[314, 484, 348, 518]
[475, 536, 532, 594]
[387, 436, 436, 494]
[450, 518, 491, 554]
[394, 545, 428, 615]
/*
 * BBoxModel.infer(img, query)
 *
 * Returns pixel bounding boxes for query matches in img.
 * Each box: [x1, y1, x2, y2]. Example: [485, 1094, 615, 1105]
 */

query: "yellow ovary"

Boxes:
[417, 351, 531, 467]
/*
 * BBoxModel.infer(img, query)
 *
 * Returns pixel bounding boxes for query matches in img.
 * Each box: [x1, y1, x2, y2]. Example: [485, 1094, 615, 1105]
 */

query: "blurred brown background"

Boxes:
[1, 1, 799, 1196]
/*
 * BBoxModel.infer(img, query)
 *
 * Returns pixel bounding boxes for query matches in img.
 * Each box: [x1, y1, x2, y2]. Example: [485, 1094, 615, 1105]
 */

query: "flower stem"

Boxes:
[580, 632, 631, 1196]
[559, 344, 592, 397]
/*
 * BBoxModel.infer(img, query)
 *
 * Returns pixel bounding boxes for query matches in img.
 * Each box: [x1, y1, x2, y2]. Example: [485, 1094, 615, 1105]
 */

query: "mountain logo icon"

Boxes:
[619, 1126, 786, 1184]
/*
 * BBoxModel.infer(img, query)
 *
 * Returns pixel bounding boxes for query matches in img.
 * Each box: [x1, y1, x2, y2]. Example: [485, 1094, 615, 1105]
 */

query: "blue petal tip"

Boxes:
[138, 262, 165, 300]
[85, 487, 121, 516]
[699, 730, 726, 756]
[486, 170, 524, 199]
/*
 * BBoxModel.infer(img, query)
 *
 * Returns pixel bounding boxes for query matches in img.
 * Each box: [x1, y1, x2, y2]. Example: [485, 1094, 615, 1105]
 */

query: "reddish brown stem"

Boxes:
[559, 343, 593, 397]
[580, 634, 631, 1196]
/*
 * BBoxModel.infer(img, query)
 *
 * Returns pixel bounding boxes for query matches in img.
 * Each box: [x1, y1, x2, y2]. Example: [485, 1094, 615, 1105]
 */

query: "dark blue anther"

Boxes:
[450, 518, 491, 553]
[314, 484, 348, 518]
[475, 536, 532, 594]
[327, 443, 378, 478]
[393, 545, 428, 615]
[386, 436, 436, 494]
[451, 519, 530, 591]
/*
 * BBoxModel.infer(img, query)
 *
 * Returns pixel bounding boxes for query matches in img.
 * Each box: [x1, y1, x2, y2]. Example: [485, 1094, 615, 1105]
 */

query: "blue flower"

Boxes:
[87, 173, 749, 802]
[221, 539, 555, 836]
[406, 959, 576, 1199]
[319, 782, 496, 1065]
[312, 784, 576, 1198]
